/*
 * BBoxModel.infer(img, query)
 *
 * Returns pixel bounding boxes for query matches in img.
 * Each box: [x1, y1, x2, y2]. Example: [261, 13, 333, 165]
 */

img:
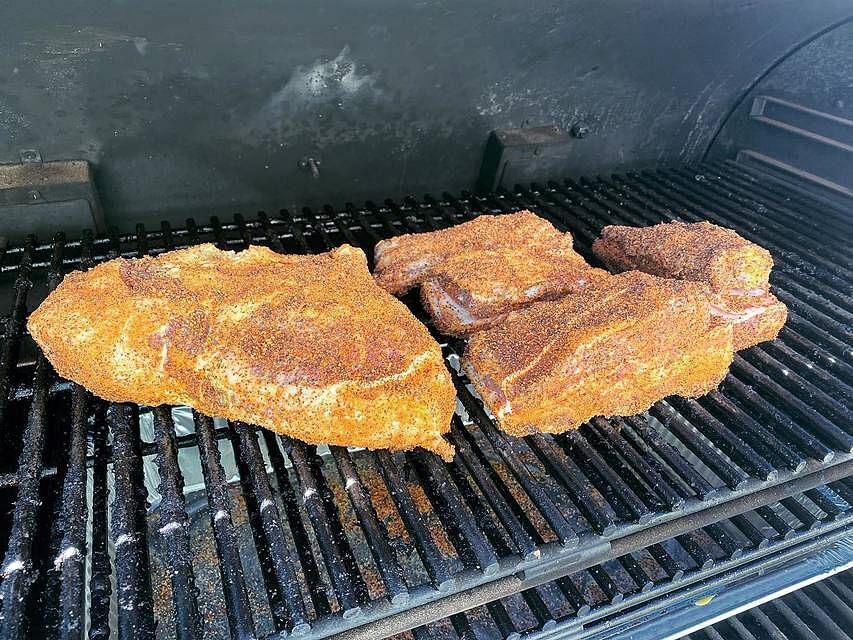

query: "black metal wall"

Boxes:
[0, 1, 851, 231]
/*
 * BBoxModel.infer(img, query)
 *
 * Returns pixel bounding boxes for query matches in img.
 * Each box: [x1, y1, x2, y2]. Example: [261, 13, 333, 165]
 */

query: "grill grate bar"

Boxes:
[666, 167, 853, 263]
[0, 236, 34, 437]
[587, 564, 626, 605]
[700, 391, 806, 473]
[703, 522, 743, 561]
[485, 600, 521, 640]
[453, 384, 581, 543]
[557, 575, 594, 616]
[789, 588, 848, 638]
[760, 340, 853, 399]
[676, 531, 715, 570]
[521, 586, 559, 628]
[193, 411, 257, 639]
[374, 450, 456, 592]
[710, 160, 853, 229]
[805, 485, 849, 520]
[666, 398, 778, 482]
[408, 483, 853, 640]
[780, 497, 821, 531]
[407, 450, 500, 575]
[109, 403, 157, 638]
[152, 407, 203, 640]
[755, 505, 796, 540]
[231, 424, 312, 633]
[729, 514, 770, 550]
[526, 433, 619, 535]
[591, 418, 685, 510]
[646, 542, 685, 582]
[446, 451, 524, 559]
[812, 579, 853, 629]
[719, 375, 836, 463]
[699, 166, 853, 247]
[56, 385, 90, 640]
[617, 553, 654, 593]
[330, 446, 411, 605]
[0, 235, 63, 638]
[88, 404, 112, 640]
[282, 438, 367, 619]
[743, 349, 853, 426]
[768, 598, 822, 640]
[260, 430, 333, 617]
[447, 421, 542, 560]
[583, 420, 669, 513]
[648, 405, 749, 490]
[54, 229, 94, 640]
[562, 429, 657, 523]
[621, 417, 717, 501]
[731, 357, 853, 453]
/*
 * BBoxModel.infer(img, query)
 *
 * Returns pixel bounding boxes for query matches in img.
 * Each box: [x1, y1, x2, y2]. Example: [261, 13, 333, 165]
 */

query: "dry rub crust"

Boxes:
[419, 251, 610, 336]
[374, 210, 605, 335]
[28, 243, 457, 459]
[592, 221, 774, 292]
[374, 211, 587, 294]
[463, 271, 734, 436]
[592, 221, 786, 349]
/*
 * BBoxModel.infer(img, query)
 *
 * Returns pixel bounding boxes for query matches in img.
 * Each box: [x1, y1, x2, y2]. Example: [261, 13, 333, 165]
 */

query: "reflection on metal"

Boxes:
[737, 150, 853, 199]
[750, 95, 853, 152]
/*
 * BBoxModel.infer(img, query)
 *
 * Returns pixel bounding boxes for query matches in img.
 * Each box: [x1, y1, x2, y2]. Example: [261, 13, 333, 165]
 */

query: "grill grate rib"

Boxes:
[0, 163, 849, 639]
[404, 482, 853, 640]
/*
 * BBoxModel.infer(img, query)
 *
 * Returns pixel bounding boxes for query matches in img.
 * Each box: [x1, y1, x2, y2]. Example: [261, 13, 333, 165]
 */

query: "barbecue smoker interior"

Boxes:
[0, 162, 850, 640]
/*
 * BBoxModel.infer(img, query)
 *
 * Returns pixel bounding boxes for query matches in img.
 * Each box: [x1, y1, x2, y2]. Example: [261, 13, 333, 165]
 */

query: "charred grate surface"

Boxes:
[401, 481, 853, 640]
[0, 161, 849, 639]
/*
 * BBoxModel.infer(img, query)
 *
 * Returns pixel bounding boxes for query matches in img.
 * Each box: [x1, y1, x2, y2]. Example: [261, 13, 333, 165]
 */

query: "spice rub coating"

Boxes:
[375, 210, 606, 335]
[463, 271, 733, 436]
[592, 221, 786, 349]
[28, 243, 457, 459]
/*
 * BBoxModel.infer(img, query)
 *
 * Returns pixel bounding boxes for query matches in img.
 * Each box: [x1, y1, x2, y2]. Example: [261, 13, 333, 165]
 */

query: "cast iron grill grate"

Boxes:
[400, 481, 853, 640]
[0, 160, 849, 639]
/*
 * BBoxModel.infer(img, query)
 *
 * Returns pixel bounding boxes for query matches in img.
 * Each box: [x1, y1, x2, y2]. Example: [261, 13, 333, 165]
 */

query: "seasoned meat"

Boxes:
[28, 243, 457, 459]
[710, 292, 788, 350]
[592, 221, 787, 349]
[418, 249, 610, 335]
[463, 271, 733, 436]
[374, 210, 607, 335]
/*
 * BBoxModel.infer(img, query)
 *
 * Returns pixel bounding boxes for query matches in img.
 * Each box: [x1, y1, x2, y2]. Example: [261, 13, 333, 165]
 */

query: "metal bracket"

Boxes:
[0, 158, 104, 242]
[477, 125, 585, 193]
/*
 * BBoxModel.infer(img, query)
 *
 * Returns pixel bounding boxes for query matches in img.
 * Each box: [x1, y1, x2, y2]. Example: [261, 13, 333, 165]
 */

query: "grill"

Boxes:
[402, 482, 853, 640]
[0, 160, 850, 639]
